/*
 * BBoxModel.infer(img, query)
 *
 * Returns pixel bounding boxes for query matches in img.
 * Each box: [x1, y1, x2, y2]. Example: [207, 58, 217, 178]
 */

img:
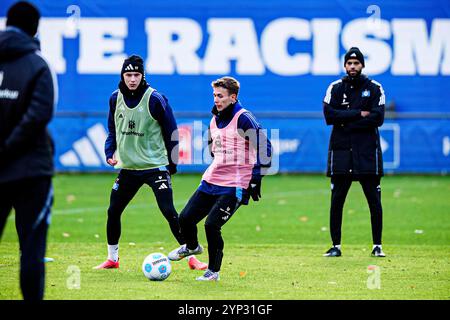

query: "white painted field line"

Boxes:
[7, 188, 328, 219]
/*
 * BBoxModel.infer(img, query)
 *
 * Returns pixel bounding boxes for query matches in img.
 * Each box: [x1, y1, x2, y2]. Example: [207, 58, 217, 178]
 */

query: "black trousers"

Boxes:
[329, 175, 383, 246]
[107, 170, 184, 245]
[0, 176, 52, 300]
[179, 190, 241, 272]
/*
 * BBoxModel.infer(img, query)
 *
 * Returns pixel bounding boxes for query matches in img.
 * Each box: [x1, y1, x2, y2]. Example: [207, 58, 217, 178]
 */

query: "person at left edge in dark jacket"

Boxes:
[0, 1, 57, 300]
[93, 54, 207, 271]
[322, 47, 386, 258]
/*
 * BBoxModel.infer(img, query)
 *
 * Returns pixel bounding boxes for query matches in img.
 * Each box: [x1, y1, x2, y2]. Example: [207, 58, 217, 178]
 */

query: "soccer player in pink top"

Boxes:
[168, 77, 272, 281]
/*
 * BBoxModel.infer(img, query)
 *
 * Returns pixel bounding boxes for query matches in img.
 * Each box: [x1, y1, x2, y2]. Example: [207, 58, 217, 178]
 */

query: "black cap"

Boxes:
[344, 47, 365, 67]
[121, 54, 145, 76]
[119, 55, 147, 94]
[6, 1, 40, 37]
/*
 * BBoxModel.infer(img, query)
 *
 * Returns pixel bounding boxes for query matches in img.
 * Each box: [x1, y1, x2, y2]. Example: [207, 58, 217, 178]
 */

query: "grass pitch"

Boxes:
[0, 174, 449, 300]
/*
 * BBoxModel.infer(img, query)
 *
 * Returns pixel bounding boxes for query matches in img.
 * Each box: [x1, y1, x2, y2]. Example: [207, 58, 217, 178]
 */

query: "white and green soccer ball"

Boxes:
[142, 253, 172, 281]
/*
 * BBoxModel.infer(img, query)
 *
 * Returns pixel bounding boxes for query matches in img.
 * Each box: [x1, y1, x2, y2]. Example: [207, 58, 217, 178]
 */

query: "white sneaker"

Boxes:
[196, 269, 220, 281]
[371, 246, 386, 257]
[168, 244, 203, 261]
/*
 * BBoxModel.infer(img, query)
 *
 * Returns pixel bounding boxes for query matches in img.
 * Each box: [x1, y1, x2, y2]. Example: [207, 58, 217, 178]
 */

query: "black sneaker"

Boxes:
[371, 246, 386, 257]
[323, 246, 342, 257]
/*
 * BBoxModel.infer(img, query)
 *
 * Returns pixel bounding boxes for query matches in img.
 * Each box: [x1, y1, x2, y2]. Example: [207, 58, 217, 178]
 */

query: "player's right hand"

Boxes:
[107, 158, 118, 166]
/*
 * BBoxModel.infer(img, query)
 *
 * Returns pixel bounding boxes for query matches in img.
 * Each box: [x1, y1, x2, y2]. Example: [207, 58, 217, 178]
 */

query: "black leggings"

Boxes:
[107, 170, 184, 245]
[0, 176, 52, 300]
[179, 190, 240, 272]
[329, 175, 383, 245]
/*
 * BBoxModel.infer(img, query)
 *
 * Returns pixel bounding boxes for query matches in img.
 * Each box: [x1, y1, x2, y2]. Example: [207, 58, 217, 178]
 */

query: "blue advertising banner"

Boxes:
[1, 0, 449, 173]
[1, 0, 449, 113]
[51, 117, 450, 174]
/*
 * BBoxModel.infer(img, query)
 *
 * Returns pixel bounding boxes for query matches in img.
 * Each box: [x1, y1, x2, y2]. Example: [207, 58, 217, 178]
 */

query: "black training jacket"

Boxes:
[323, 74, 385, 177]
[0, 29, 57, 183]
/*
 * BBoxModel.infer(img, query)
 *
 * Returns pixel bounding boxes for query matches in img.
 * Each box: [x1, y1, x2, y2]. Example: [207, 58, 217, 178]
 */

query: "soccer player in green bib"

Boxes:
[94, 55, 206, 271]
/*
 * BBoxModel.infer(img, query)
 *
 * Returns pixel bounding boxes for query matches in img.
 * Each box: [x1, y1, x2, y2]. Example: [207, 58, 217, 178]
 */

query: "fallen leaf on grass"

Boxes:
[66, 195, 76, 204]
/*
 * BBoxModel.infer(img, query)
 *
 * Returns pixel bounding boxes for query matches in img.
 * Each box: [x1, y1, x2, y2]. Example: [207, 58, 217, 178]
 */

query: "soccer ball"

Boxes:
[142, 253, 172, 281]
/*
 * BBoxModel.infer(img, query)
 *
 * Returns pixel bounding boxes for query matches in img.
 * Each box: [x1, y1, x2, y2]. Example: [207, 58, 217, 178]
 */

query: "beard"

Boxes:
[346, 68, 362, 79]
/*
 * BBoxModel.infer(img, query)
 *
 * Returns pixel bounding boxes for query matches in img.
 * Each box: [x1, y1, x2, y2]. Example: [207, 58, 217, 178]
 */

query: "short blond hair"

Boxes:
[211, 76, 240, 96]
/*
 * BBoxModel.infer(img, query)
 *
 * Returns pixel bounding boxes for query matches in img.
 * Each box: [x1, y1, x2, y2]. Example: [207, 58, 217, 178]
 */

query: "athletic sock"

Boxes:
[373, 244, 382, 250]
[333, 244, 341, 250]
[108, 244, 119, 262]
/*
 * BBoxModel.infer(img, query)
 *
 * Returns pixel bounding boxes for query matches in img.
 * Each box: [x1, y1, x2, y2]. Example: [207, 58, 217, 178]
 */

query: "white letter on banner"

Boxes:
[202, 19, 264, 75]
[261, 18, 311, 76]
[391, 19, 450, 75]
[341, 18, 391, 75]
[311, 19, 341, 75]
[77, 18, 127, 74]
[146, 18, 202, 74]
[38, 19, 78, 74]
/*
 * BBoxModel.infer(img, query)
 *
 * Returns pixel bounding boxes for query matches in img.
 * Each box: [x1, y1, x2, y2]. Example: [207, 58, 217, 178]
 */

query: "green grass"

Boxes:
[0, 174, 449, 300]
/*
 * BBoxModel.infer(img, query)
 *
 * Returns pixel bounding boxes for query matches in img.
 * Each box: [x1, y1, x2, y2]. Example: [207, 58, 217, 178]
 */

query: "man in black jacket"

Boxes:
[322, 47, 386, 258]
[0, 1, 57, 300]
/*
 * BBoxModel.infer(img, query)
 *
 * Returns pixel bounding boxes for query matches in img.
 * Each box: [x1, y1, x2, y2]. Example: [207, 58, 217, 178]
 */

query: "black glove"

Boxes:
[249, 176, 262, 201]
[167, 163, 177, 175]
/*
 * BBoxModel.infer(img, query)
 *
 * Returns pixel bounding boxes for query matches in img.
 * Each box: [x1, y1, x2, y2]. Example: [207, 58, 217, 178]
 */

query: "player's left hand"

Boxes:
[249, 176, 262, 201]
